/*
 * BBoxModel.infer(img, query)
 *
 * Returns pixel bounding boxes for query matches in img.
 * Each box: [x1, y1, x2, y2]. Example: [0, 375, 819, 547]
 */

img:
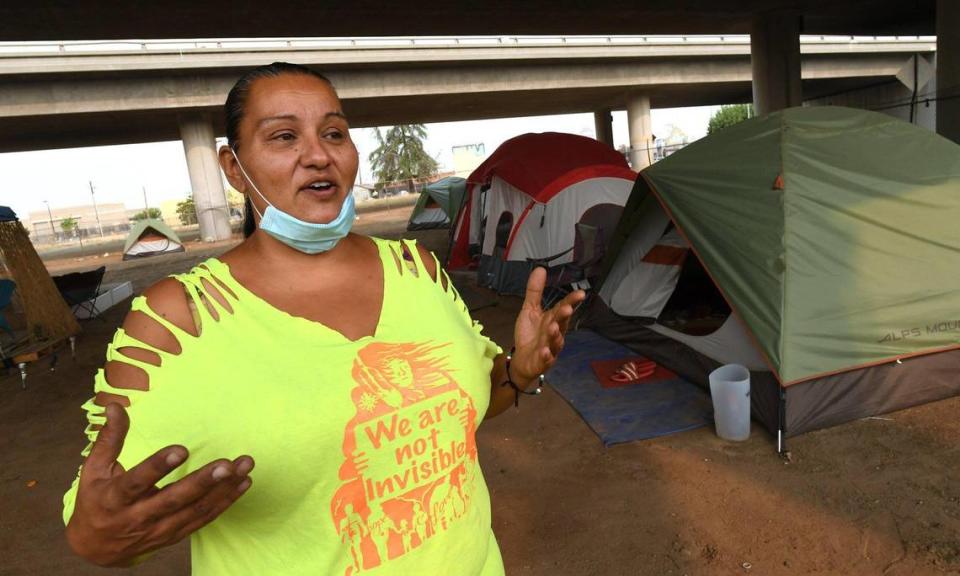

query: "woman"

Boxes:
[63, 62, 584, 575]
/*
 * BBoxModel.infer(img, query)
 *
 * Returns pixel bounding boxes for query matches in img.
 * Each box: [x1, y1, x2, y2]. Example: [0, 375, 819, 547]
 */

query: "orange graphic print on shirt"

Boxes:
[331, 342, 481, 575]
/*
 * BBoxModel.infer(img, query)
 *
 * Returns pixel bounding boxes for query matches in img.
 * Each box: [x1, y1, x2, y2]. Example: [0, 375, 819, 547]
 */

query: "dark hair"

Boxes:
[224, 62, 333, 238]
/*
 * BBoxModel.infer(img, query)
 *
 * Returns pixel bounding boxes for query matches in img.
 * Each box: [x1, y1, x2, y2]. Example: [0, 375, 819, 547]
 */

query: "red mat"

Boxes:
[590, 357, 678, 389]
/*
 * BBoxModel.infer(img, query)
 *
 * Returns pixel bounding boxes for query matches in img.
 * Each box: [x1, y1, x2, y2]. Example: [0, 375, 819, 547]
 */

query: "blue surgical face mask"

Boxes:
[231, 148, 355, 254]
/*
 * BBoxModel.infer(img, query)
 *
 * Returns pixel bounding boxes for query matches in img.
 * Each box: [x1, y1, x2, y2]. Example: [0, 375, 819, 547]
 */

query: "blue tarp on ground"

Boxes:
[547, 329, 714, 446]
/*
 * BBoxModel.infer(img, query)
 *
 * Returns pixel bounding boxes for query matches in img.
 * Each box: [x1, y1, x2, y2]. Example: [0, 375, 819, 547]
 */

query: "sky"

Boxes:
[0, 105, 718, 222]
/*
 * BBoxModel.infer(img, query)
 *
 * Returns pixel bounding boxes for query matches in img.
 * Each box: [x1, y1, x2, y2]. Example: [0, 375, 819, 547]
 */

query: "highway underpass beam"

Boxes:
[627, 95, 653, 170]
[937, 0, 960, 144]
[750, 11, 802, 116]
[179, 113, 232, 242]
[594, 109, 614, 148]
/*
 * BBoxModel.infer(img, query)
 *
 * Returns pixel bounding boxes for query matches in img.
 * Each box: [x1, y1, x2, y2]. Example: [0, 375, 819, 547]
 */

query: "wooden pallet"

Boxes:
[2, 335, 75, 389]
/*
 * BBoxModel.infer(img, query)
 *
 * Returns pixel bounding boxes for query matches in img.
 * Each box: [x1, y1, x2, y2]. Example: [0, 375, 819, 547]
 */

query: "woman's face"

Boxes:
[221, 73, 359, 225]
[385, 358, 414, 388]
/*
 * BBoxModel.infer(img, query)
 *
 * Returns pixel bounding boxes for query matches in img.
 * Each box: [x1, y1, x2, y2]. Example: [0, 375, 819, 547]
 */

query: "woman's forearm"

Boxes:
[485, 351, 540, 420]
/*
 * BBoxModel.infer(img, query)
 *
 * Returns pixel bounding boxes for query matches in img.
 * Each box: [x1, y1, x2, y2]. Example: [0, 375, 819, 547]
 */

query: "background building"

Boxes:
[452, 143, 486, 178]
[27, 202, 129, 243]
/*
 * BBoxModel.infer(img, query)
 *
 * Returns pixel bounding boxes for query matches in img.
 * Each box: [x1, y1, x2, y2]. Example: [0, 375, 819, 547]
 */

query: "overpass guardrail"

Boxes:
[0, 35, 938, 57]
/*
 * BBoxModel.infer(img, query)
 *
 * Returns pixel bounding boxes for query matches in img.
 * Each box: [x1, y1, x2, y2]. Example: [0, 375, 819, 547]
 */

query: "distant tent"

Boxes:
[448, 132, 635, 295]
[122, 219, 184, 260]
[581, 106, 960, 440]
[408, 177, 467, 230]
[407, 177, 467, 231]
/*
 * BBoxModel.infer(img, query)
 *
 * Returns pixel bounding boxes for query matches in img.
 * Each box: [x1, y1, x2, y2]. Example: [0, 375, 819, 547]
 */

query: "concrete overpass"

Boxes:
[0, 36, 936, 152]
[1, 0, 956, 242]
[0, 34, 946, 242]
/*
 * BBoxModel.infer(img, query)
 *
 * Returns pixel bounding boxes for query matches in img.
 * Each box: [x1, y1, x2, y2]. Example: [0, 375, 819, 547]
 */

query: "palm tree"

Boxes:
[368, 125, 439, 195]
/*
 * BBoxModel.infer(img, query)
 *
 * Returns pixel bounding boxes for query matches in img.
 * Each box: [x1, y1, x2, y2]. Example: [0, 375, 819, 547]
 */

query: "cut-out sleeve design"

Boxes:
[63, 265, 240, 526]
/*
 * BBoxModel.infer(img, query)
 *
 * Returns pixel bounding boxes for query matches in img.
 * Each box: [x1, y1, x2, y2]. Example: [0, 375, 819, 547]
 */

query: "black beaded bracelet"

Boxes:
[501, 346, 545, 407]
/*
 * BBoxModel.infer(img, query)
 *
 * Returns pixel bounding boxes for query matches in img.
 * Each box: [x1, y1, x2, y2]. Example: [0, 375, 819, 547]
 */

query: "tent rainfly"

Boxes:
[122, 219, 185, 260]
[580, 106, 960, 442]
[448, 132, 636, 295]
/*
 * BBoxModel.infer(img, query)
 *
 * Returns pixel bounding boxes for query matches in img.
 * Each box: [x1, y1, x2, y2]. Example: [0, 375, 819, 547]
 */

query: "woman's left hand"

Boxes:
[510, 267, 587, 384]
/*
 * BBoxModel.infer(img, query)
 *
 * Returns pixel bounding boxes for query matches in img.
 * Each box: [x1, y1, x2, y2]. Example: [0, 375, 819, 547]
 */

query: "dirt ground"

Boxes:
[2, 204, 959, 576]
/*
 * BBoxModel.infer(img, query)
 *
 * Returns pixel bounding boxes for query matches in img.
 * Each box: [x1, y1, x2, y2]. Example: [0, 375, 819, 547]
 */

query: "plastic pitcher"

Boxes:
[708, 364, 751, 441]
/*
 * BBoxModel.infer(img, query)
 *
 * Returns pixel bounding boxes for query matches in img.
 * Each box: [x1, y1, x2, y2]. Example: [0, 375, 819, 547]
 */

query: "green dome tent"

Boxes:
[122, 219, 185, 260]
[406, 177, 467, 231]
[581, 106, 960, 441]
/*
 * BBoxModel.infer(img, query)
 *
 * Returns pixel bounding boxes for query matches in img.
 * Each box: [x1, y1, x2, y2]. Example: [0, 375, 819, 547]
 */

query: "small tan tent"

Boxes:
[122, 219, 184, 260]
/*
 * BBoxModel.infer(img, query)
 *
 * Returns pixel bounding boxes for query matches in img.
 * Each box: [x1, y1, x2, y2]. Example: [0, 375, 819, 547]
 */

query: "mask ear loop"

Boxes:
[230, 148, 268, 220]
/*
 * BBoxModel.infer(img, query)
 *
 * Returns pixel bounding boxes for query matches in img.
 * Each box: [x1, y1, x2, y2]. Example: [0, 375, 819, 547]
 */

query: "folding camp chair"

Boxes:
[561, 223, 606, 285]
[523, 218, 579, 277]
[524, 245, 573, 304]
[537, 223, 606, 308]
[52, 266, 106, 320]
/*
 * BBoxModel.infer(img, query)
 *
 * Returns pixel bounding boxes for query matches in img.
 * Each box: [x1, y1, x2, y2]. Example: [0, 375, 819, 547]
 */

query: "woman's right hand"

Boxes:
[66, 403, 255, 567]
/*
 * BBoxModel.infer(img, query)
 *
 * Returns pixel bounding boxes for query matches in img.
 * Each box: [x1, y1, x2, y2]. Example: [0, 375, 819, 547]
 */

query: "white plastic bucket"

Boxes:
[708, 364, 751, 441]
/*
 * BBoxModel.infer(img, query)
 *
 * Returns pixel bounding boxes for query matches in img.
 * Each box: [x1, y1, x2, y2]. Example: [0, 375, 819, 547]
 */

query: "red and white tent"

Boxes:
[447, 132, 635, 295]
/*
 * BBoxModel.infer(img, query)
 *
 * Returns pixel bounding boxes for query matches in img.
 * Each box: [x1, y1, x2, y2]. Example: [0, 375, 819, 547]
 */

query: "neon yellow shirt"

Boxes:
[64, 237, 505, 575]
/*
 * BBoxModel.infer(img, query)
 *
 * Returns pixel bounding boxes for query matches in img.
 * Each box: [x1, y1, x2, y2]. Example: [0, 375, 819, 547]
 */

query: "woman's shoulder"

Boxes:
[411, 241, 439, 282]
[126, 255, 234, 345]
[127, 253, 237, 349]
[369, 236, 440, 284]
[132, 275, 201, 342]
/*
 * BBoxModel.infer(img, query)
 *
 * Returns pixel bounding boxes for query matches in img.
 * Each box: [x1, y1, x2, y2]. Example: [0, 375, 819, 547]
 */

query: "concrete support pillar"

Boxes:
[750, 11, 802, 116]
[937, 0, 960, 144]
[179, 113, 232, 242]
[626, 95, 653, 170]
[594, 109, 614, 148]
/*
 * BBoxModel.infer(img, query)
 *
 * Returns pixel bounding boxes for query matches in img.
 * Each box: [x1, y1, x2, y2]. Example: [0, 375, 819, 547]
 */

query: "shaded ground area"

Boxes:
[2, 204, 959, 575]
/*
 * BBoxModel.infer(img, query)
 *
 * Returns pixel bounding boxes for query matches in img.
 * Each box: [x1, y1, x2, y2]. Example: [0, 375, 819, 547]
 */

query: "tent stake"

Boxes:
[778, 385, 790, 460]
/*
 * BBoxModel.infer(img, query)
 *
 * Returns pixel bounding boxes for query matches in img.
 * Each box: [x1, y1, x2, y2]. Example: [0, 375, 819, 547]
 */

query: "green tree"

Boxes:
[60, 216, 78, 236]
[707, 104, 754, 135]
[368, 125, 438, 194]
[132, 208, 162, 221]
[176, 196, 198, 225]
